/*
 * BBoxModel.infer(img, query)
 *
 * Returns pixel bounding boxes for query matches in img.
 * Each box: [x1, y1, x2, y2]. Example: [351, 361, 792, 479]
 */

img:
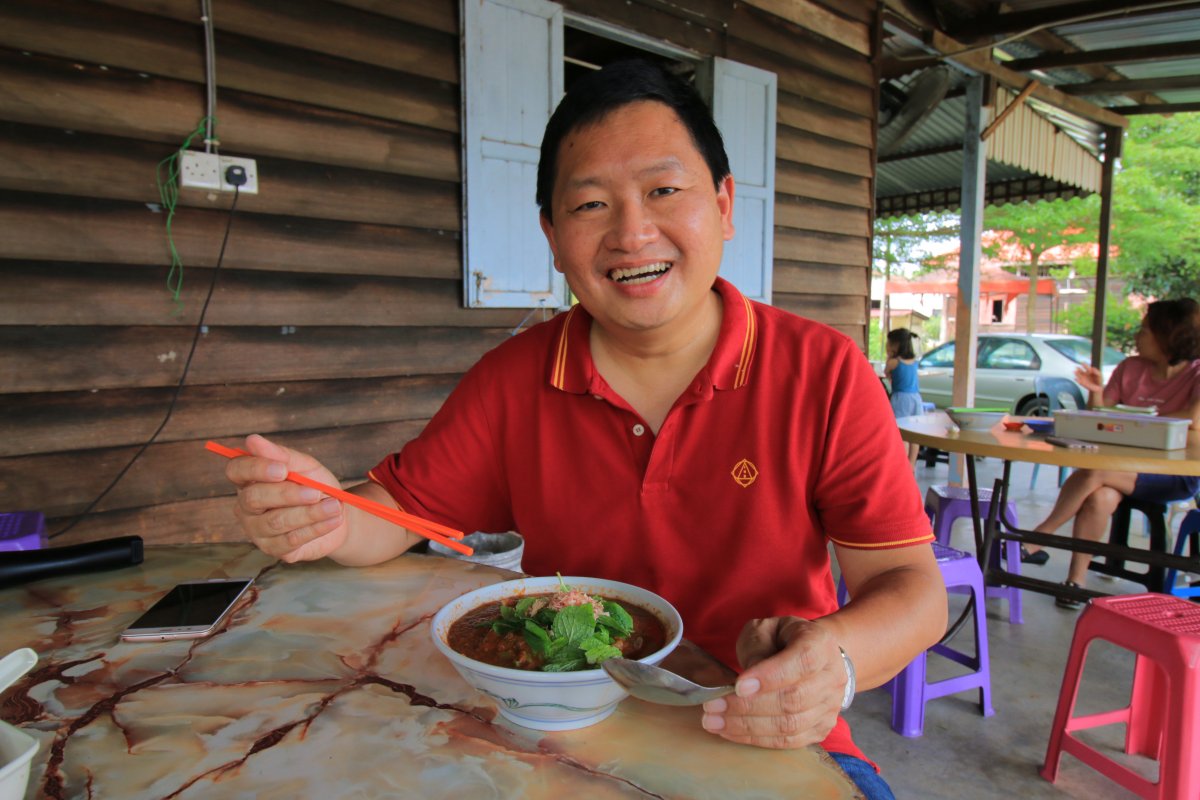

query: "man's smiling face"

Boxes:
[540, 100, 735, 338]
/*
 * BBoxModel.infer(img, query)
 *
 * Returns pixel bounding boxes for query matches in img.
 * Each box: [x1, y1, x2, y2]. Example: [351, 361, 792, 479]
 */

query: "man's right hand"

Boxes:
[225, 434, 348, 562]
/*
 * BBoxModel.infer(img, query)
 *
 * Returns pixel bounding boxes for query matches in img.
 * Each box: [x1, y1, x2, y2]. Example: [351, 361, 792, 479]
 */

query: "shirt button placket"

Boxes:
[632, 423, 646, 437]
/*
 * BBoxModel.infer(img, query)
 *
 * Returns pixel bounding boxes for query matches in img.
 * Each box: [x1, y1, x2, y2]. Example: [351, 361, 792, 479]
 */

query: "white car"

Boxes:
[916, 333, 1125, 416]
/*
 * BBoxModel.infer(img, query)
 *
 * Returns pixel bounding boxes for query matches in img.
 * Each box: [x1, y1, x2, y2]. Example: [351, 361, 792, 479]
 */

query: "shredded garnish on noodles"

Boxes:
[548, 589, 606, 619]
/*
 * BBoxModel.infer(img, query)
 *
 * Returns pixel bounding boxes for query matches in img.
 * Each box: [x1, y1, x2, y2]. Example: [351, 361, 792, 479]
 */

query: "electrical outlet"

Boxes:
[219, 155, 259, 194]
[179, 151, 221, 190]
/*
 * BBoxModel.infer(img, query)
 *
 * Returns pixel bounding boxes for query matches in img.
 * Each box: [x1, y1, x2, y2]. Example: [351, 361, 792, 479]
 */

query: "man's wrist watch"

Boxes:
[838, 647, 856, 711]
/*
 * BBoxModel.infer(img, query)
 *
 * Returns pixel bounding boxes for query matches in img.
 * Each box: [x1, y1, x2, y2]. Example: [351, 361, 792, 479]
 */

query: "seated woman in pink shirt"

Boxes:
[1020, 298, 1200, 607]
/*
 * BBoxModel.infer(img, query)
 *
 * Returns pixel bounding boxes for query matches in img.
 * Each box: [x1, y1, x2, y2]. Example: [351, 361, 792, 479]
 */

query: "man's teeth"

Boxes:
[610, 262, 672, 284]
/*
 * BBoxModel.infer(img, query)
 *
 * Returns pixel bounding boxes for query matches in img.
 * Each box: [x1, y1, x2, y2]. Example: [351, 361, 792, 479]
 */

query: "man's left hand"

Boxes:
[700, 616, 844, 749]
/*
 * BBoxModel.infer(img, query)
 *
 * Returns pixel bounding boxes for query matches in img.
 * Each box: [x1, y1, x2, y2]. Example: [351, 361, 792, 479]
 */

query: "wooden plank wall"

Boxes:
[0, 0, 878, 547]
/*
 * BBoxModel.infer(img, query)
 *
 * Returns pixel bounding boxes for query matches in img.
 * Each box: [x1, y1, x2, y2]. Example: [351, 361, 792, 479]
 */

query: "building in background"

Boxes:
[878, 231, 1124, 346]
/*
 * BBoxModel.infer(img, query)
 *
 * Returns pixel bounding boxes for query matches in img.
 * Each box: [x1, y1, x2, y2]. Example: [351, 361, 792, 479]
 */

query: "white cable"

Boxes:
[201, 0, 218, 153]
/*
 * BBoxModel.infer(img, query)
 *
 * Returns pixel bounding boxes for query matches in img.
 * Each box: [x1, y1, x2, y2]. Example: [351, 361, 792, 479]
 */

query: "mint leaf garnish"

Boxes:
[597, 601, 633, 637]
[522, 619, 552, 655]
[485, 585, 640, 673]
[543, 643, 587, 672]
[514, 597, 536, 616]
[551, 604, 595, 646]
[580, 636, 622, 665]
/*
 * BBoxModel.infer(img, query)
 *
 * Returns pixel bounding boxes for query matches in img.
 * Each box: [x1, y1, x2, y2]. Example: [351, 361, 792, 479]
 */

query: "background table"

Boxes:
[0, 545, 860, 799]
[897, 413, 1200, 601]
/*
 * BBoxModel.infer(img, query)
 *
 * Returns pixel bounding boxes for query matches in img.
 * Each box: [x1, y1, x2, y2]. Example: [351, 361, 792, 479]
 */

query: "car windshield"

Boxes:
[1045, 338, 1125, 368]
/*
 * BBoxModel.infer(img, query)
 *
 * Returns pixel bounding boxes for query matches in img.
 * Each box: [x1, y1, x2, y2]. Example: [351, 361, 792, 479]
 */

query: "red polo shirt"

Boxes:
[370, 278, 933, 759]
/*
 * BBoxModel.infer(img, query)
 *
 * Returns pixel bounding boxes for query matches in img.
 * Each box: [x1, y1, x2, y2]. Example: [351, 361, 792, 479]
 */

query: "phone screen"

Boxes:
[123, 579, 253, 638]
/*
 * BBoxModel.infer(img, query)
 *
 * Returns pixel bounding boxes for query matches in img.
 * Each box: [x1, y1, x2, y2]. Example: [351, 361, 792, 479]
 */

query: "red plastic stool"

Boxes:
[1041, 593, 1200, 799]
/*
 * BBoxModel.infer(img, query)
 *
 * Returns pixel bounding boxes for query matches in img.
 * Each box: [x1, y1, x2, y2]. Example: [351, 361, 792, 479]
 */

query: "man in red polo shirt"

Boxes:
[226, 60, 945, 797]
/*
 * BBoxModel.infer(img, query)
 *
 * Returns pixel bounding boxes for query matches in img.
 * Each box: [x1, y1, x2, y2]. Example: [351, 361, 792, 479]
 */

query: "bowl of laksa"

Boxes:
[431, 575, 682, 730]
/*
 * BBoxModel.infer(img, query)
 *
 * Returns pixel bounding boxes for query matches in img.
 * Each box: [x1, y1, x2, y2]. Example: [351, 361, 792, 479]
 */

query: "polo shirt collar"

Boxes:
[547, 277, 758, 395]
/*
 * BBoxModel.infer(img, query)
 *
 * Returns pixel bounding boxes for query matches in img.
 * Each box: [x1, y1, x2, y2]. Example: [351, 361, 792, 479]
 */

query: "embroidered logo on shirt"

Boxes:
[731, 459, 759, 488]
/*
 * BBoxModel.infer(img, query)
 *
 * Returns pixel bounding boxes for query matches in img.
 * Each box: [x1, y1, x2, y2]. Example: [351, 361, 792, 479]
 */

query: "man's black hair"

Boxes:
[536, 59, 731, 222]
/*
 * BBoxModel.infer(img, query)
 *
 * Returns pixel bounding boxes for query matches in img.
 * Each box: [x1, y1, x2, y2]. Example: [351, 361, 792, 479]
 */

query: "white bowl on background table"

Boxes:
[946, 407, 1008, 431]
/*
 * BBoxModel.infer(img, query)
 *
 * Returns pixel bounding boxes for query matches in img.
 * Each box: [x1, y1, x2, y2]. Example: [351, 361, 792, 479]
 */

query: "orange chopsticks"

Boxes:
[205, 441, 473, 556]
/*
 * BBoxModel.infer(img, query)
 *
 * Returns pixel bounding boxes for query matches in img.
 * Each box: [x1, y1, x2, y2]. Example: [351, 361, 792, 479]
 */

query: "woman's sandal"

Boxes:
[1020, 545, 1049, 566]
[1055, 580, 1084, 609]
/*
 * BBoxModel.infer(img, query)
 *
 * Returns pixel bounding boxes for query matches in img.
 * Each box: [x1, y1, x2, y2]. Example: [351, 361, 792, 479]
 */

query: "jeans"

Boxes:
[830, 752, 897, 800]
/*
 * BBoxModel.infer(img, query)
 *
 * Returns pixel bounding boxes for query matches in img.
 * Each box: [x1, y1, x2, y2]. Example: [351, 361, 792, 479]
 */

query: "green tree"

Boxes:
[1055, 294, 1142, 352]
[982, 198, 1096, 332]
[1110, 114, 1200, 298]
[872, 212, 959, 350]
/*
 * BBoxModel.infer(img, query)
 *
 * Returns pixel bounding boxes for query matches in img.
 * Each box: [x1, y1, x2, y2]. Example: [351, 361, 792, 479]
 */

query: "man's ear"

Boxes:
[717, 174, 736, 242]
[539, 213, 564, 274]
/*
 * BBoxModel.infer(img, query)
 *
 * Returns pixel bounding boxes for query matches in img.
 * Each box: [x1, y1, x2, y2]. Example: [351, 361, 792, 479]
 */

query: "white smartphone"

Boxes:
[120, 578, 255, 642]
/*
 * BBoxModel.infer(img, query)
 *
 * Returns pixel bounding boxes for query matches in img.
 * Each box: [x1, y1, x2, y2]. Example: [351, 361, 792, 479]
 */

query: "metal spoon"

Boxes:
[602, 658, 735, 706]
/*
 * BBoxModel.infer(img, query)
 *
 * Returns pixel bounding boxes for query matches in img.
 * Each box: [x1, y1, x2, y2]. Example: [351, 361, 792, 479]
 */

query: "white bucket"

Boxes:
[428, 531, 524, 573]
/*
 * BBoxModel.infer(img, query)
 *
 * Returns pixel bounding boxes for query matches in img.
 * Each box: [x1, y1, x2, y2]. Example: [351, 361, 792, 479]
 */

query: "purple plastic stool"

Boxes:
[889, 543, 994, 737]
[835, 542, 994, 738]
[925, 485, 1023, 625]
[0, 511, 47, 551]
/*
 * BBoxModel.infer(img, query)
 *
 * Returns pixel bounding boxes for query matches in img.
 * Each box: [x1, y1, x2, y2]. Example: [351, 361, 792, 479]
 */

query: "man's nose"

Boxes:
[605, 201, 657, 252]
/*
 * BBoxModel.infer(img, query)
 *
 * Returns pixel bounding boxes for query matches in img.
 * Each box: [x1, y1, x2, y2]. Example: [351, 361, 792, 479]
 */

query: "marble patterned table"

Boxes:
[1, 544, 860, 799]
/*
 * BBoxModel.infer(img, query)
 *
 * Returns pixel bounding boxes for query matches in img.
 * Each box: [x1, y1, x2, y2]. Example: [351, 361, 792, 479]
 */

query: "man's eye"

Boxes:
[650, 187, 678, 197]
[573, 201, 605, 212]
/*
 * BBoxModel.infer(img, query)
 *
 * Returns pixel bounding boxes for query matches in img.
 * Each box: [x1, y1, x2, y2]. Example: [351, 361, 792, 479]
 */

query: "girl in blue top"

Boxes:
[886, 328, 924, 467]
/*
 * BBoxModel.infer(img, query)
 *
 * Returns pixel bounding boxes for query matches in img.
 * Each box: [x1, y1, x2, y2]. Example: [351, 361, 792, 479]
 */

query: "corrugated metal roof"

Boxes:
[1032, 8, 1200, 105]
[877, 84, 1102, 216]
[877, 0, 1200, 215]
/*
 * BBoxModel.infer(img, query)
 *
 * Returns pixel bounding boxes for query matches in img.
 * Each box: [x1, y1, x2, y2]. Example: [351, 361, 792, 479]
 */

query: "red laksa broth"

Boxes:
[447, 584, 666, 672]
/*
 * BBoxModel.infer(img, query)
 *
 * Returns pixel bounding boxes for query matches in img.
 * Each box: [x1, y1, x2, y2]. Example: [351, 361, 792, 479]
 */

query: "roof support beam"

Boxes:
[924, 29, 1129, 129]
[877, 143, 961, 164]
[1007, 40, 1200, 71]
[1121, 101, 1200, 115]
[949, 0, 1199, 38]
[1091, 127, 1122, 369]
[952, 75, 986, 423]
[1059, 75, 1200, 95]
[981, 81, 1037, 140]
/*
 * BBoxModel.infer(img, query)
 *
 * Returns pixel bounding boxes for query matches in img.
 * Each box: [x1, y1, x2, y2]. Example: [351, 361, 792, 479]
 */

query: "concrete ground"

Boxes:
[841, 455, 1195, 799]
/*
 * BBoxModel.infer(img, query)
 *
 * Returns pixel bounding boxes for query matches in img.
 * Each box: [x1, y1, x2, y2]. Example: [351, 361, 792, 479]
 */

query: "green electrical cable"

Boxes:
[156, 116, 217, 304]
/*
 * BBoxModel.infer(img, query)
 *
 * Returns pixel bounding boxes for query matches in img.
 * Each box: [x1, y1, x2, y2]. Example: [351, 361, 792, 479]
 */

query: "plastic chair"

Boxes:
[1097, 498, 1170, 592]
[1164, 509, 1200, 598]
[1041, 593, 1200, 799]
[1029, 377, 1086, 489]
[1166, 492, 1199, 536]
[925, 485, 1023, 624]
[837, 542, 994, 738]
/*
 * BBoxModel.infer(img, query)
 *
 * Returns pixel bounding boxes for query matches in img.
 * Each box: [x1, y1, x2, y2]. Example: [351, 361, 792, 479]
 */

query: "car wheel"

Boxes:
[1017, 396, 1050, 417]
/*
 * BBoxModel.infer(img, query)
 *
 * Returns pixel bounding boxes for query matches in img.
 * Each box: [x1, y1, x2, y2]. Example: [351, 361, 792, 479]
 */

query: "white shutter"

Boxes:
[699, 58, 777, 304]
[462, 0, 567, 308]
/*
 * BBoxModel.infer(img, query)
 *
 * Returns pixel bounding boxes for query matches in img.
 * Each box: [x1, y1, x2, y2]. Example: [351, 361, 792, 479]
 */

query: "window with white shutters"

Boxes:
[461, 2, 776, 308]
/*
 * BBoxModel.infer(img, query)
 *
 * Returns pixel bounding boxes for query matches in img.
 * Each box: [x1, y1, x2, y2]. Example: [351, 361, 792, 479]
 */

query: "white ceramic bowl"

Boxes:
[431, 576, 683, 731]
[946, 408, 1008, 431]
[0, 722, 36, 800]
[0, 649, 36, 800]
